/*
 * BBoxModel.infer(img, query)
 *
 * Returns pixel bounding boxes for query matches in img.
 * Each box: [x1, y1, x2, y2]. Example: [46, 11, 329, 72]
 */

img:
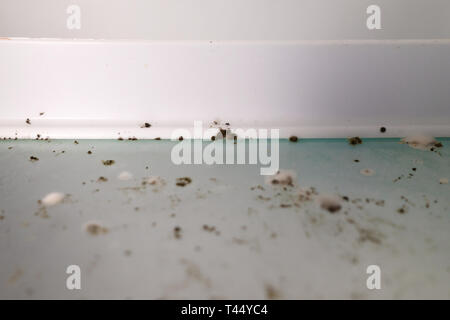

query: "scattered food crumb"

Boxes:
[316, 195, 342, 213]
[348, 137, 362, 145]
[118, 171, 133, 181]
[41, 192, 65, 207]
[85, 222, 109, 236]
[176, 177, 192, 187]
[265, 170, 296, 187]
[401, 134, 441, 150]
[360, 168, 375, 176]
[102, 160, 115, 166]
[174, 226, 182, 239]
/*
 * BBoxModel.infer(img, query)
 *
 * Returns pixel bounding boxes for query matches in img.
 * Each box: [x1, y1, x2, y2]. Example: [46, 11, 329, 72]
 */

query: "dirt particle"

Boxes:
[29, 156, 39, 162]
[87, 150, 92, 154]
[380, 127, 386, 133]
[174, 226, 182, 239]
[348, 137, 362, 145]
[97, 176, 108, 183]
[155, 137, 161, 140]
[179, 136, 184, 141]
[141, 122, 151, 128]
[102, 160, 115, 166]
[317, 195, 342, 213]
[74, 140, 79, 144]
[176, 177, 192, 187]
[25, 118, 31, 125]
[439, 178, 448, 185]
[265, 284, 282, 299]
[360, 168, 375, 176]
[85, 223, 109, 236]
[289, 136, 298, 142]
[265, 170, 296, 187]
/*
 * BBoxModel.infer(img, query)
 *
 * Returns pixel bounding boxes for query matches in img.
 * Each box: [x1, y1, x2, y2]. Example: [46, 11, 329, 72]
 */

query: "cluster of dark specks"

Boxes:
[102, 160, 115, 166]
[202, 224, 220, 236]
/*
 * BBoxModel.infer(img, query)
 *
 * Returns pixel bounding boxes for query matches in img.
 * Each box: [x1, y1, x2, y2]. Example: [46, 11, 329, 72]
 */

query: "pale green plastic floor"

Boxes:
[0, 138, 449, 299]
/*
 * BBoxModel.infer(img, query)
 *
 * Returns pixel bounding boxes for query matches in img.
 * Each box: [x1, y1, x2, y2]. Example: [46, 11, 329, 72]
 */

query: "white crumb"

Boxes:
[41, 192, 65, 207]
[401, 134, 437, 150]
[439, 178, 449, 185]
[265, 170, 296, 187]
[360, 168, 375, 176]
[316, 194, 342, 213]
[143, 176, 165, 186]
[117, 171, 133, 181]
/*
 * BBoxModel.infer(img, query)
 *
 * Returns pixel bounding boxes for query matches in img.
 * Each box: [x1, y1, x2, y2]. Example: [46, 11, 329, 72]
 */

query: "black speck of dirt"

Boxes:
[128, 137, 138, 141]
[97, 176, 108, 182]
[74, 140, 79, 144]
[39, 112, 45, 116]
[211, 136, 216, 141]
[289, 136, 298, 142]
[102, 160, 115, 166]
[87, 151, 92, 154]
[174, 226, 182, 239]
[179, 136, 184, 141]
[143, 123, 151, 128]
[118, 137, 124, 141]
[26, 118, 31, 125]
[380, 127, 386, 133]
[155, 137, 161, 140]
[176, 177, 192, 187]
[342, 196, 349, 202]
[434, 142, 443, 148]
[354, 159, 360, 163]
[412, 168, 416, 171]
[348, 137, 362, 145]
[29, 156, 39, 162]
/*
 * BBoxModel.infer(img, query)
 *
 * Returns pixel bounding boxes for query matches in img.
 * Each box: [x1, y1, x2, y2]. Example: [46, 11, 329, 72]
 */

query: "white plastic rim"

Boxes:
[1, 38, 450, 139]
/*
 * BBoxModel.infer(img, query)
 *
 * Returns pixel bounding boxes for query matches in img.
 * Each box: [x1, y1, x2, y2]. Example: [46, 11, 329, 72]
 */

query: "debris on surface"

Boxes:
[174, 226, 182, 239]
[348, 137, 362, 145]
[102, 160, 115, 166]
[141, 122, 151, 128]
[316, 195, 342, 213]
[85, 222, 109, 236]
[25, 118, 31, 125]
[41, 192, 65, 207]
[118, 171, 133, 181]
[29, 156, 39, 162]
[380, 127, 386, 133]
[176, 177, 192, 187]
[289, 136, 298, 142]
[401, 135, 442, 150]
[265, 170, 296, 187]
[97, 176, 108, 183]
[360, 168, 375, 176]
[440, 178, 449, 185]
